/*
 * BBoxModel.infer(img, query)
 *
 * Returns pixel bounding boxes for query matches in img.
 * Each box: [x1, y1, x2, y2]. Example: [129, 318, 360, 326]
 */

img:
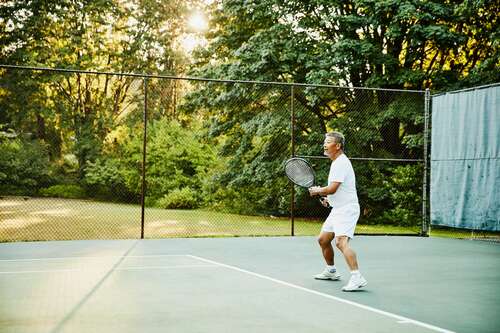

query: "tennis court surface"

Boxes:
[1, 236, 499, 333]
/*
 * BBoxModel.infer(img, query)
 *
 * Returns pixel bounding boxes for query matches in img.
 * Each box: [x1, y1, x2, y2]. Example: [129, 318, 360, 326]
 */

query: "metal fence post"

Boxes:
[140, 78, 148, 239]
[422, 88, 431, 236]
[290, 85, 295, 236]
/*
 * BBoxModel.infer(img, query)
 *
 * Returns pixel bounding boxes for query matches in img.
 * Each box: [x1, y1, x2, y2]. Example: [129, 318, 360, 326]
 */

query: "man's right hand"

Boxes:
[319, 197, 330, 208]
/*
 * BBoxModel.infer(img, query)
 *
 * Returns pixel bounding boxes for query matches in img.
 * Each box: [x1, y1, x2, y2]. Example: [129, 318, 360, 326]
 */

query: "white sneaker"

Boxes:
[342, 274, 367, 291]
[314, 268, 341, 280]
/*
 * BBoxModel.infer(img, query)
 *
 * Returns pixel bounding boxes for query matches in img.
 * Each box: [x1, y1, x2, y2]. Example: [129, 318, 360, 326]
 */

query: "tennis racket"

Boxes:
[284, 157, 315, 188]
[284, 157, 330, 208]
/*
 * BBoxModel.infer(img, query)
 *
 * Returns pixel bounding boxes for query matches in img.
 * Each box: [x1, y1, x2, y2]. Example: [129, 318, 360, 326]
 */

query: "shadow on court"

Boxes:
[0, 236, 499, 333]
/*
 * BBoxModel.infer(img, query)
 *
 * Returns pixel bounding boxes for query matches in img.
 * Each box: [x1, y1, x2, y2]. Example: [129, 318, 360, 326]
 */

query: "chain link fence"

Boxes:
[290, 86, 428, 236]
[0, 65, 430, 241]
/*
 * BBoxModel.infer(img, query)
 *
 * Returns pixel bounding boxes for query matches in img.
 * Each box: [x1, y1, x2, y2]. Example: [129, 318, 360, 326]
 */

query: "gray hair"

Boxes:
[325, 131, 345, 150]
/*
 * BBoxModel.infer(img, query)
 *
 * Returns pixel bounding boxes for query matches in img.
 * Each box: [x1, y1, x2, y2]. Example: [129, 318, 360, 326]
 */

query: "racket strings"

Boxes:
[285, 160, 314, 187]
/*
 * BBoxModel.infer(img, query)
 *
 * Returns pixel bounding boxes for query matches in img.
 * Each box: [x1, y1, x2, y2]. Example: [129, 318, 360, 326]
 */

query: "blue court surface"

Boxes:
[1, 236, 499, 333]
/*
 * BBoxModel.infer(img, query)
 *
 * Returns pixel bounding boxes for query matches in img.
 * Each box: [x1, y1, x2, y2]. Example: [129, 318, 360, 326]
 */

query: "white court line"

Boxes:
[0, 254, 187, 262]
[0, 264, 219, 274]
[188, 255, 455, 333]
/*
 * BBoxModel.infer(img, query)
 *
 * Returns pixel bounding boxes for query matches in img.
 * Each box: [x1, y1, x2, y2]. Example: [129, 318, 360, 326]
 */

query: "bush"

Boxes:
[144, 120, 216, 202]
[382, 165, 422, 226]
[0, 134, 52, 195]
[84, 158, 137, 202]
[155, 188, 199, 209]
[39, 184, 86, 199]
[84, 119, 217, 204]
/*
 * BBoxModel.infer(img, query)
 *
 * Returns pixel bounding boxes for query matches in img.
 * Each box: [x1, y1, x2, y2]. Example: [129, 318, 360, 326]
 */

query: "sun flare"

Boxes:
[181, 35, 201, 53]
[187, 12, 208, 32]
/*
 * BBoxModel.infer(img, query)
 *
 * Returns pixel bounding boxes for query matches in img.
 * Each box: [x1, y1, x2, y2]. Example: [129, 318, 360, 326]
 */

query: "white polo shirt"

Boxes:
[327, 154, 359, 209]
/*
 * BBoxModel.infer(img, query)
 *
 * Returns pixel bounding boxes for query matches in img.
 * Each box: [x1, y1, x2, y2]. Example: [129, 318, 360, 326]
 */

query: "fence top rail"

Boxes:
[296, 155, 424, 162]
[431, 82, 500, 97]
[0, 64, 425, 93]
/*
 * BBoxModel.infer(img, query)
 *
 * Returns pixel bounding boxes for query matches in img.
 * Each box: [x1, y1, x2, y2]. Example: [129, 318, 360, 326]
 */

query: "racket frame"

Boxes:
[284, 157, 316, 188]
[284, 157, 331, 208]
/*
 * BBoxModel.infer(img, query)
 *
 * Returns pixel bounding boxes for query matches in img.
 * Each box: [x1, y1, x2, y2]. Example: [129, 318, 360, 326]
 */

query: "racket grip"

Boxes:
[319, 197, 331, 208]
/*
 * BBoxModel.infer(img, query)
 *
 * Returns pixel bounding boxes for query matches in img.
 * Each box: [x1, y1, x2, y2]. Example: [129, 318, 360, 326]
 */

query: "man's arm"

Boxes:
[309, 182, 341, 197]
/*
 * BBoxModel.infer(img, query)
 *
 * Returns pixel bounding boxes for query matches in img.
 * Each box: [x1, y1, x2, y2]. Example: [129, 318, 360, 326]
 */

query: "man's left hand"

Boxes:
[308, 186, 321, 196]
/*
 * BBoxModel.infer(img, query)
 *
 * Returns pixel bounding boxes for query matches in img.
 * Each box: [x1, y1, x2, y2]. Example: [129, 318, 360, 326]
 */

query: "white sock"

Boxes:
[327, 265, 336, 272]
[351, 270, 361, 276]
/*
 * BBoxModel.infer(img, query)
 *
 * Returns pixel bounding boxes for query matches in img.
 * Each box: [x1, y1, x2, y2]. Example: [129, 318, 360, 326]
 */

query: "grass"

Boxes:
[1, 196, 497, 242]
[428, 225, 500, 241]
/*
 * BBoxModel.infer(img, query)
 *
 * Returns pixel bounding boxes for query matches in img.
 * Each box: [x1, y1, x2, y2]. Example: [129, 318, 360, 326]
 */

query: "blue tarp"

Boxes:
[431, 85, 499, 231]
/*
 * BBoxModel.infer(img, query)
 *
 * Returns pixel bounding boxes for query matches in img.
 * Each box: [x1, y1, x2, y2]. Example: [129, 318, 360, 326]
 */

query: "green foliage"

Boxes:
[1, 0, 497, 225]
[381, 164, 423, 226]
[203, 184, 283, 216]
[84, 158, 137, 202]
[194, 0, 498, 90]
[358, 163, 422, 226]
[55, 154, 80, 175]
[183, 0, 500, 219]
[144, 119, 217, 202]
[0, 134, 52, 195]
[83, 118, 217, 204]
[155, 188, 199, 209]
[0, 0, 198, 181]
[186, 0, 498, 179]
[39, 184, 86, 199]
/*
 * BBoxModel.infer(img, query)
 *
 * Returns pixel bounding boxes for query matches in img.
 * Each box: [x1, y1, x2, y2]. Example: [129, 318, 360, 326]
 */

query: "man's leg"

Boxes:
[314, 231, 340, 280]
[335, 236, 367, 291]
[318, 231, 335, 265]
[335, 236, 358, 270]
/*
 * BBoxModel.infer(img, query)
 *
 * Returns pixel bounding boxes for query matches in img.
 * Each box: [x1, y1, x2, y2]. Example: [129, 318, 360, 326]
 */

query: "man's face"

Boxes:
[323, 137, 340, 158]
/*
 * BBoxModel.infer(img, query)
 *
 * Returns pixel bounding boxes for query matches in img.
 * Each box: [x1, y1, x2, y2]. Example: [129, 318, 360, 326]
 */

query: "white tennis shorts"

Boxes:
[321, 203, 360, 238]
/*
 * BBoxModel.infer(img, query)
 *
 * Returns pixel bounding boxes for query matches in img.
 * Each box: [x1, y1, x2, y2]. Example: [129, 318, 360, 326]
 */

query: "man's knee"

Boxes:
[317, 237, 328, 247]
[318, 234, 333, 247]
[335, 236, 348, 251]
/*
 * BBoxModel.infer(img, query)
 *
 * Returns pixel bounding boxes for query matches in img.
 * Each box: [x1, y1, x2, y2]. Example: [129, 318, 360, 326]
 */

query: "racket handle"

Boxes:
[319, 197, 331, 208]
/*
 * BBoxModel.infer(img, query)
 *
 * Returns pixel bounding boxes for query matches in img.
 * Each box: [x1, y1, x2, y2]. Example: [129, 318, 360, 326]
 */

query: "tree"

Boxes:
[181, 0, 498, 219]
[193, 0, 498, 90]
[0, 0, 199, 177]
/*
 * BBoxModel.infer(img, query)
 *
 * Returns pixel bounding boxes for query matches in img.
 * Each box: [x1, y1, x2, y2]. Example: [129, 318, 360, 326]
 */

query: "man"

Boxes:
[308, 131, 367, 291]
